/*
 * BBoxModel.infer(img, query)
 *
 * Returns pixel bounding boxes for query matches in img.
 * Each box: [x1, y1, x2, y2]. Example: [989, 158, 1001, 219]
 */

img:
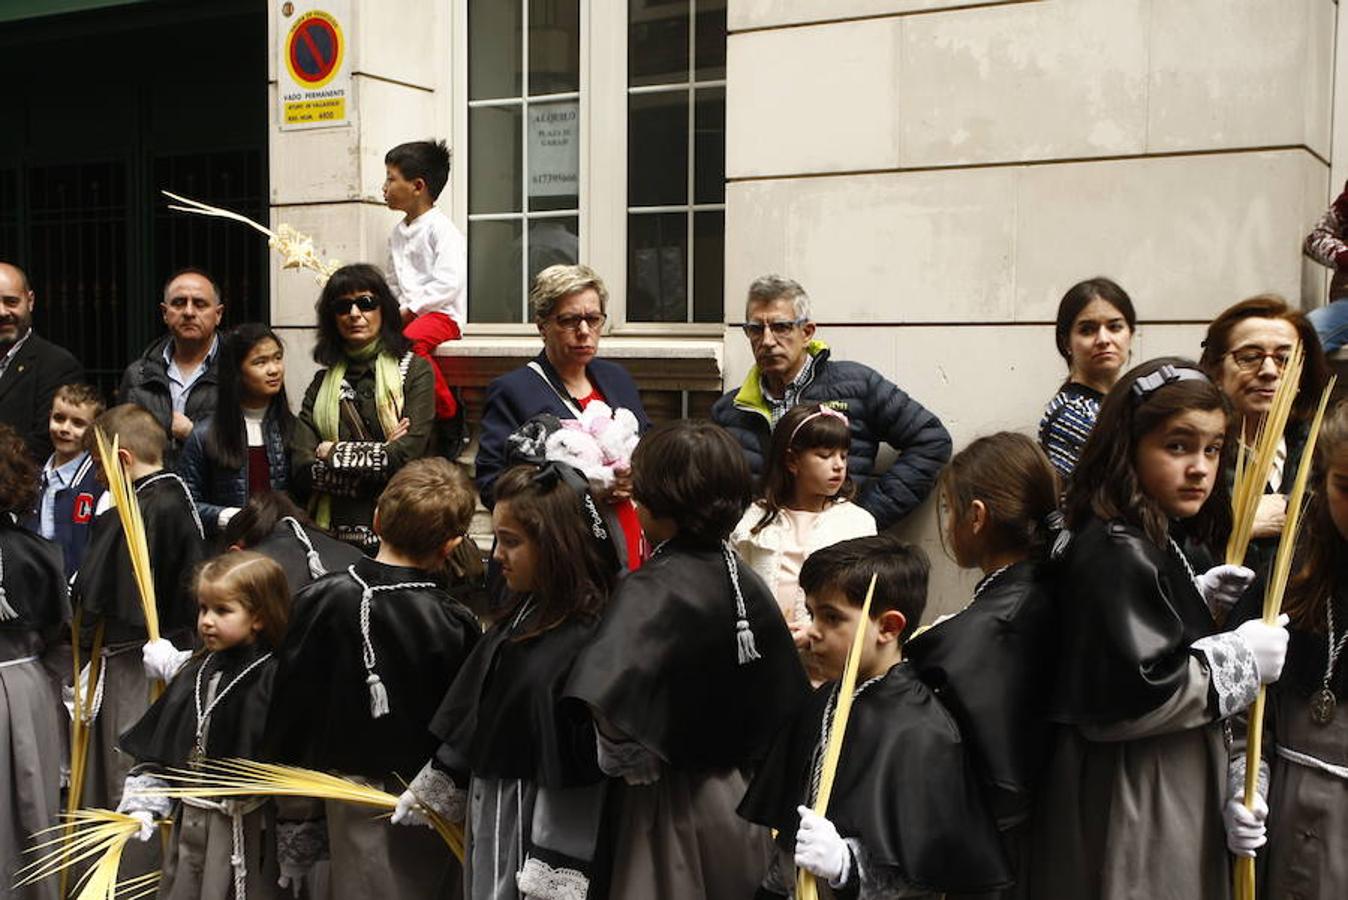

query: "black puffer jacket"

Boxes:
[710, 344, 951, 530]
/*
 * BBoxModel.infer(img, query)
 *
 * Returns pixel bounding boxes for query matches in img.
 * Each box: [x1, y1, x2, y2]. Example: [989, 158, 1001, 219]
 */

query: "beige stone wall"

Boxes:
[723, 0, 1338, 617]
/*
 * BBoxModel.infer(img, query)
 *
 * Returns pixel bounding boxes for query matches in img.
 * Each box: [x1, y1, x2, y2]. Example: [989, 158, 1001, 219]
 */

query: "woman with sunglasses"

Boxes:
[474, 264, 650, 573]
[290, 263, 436, 552]
[1200, 294, 1330, 580]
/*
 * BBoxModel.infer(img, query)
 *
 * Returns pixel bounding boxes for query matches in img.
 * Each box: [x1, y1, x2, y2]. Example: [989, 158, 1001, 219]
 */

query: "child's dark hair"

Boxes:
[939, 432, 1060, 562]
[53, 383, 106, 417]
[0, 424, 37, 514]
[799, 533, 929, 640]
[1065, 356, 1233, 549]
[376, 458, 477, 561]
[1285, 400, 1348, 632]
[385, 139, 451, 200]
[631, 420, 751, 545]
[196, 551, 289, 648]
[753, 403, 854, 535]
[493, 464, 616, 641]
[313, 264, 410, 366]
[206, 323, 294, 470]
[222, 491, 312, 549]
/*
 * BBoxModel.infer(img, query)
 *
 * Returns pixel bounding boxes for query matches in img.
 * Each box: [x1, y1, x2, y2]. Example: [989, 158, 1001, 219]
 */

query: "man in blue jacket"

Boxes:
[711, 274, 951, 530]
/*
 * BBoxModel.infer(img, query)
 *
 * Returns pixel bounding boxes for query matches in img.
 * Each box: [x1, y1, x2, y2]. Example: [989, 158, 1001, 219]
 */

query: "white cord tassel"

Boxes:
[283, 517, 327, 579]
[0, 544, 17, 621]
[230, 803, 248, 900]
[347, 565, 436, 720]
[723, 545, 761, 664]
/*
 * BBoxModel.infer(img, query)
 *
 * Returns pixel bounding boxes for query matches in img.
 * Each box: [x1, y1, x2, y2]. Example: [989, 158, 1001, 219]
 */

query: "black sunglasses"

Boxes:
[331, 293, 380, 314]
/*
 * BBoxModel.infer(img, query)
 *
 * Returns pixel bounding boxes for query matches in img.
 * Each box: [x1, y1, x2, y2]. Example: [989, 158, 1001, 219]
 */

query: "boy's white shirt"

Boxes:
[386, 206, 467, 324]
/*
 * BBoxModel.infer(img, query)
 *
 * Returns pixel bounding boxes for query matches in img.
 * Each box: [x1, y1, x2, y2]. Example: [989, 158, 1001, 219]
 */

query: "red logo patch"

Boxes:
[72, 493, 95, 524]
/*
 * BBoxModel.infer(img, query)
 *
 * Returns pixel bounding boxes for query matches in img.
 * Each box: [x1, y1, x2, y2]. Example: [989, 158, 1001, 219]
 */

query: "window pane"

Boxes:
[694, 0, 727, 80]
[469, 106, 523, 215]
[469, 219, 525, 323]
[693, 210, 724, 323]
[528, 100, 580, 212]
[469, 0, 521, 101]
[628, 90, 688, 207]
[627, 212, 687, 322]
[528, 216, 580, 287]
[693, 87, 724, 204]
[530, 0, 580, 95]
[629, 0, 690, 87]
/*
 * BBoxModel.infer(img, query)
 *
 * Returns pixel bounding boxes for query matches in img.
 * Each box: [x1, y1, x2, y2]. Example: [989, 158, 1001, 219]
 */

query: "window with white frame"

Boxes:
[458, 0, 726, 328]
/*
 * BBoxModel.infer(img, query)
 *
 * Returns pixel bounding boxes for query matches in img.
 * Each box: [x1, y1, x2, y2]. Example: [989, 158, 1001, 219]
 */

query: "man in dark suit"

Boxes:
[0, 262, 83, 461]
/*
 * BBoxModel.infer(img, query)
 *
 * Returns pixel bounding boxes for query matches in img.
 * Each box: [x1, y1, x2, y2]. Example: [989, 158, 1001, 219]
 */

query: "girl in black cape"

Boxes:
[903, 432, 1061, 899]
[564, 420, 809, 898]
[116, 552, 288, 900]
[393, 461, 620, 900]
[1030, 358, 1290, 900]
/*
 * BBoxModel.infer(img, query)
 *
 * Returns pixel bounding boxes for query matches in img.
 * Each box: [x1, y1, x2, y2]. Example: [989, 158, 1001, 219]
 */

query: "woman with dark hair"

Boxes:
[1199, 294, 1330, 575]
[179, 322, 293, 537]
[1038, 277, 1138, 479]
[290, 263, 436, 552]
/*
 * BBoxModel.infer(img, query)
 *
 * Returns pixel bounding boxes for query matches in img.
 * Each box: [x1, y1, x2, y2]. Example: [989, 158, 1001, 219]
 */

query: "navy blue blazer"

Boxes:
[474, 352, 650, 507]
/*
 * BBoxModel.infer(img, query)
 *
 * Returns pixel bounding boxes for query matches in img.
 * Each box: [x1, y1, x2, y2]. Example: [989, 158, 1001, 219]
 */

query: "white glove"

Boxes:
[278, 863, 312, 899]
[1235, 614, 1290, 684]
[794, 806, 852, 888]
[1223, 791, 1268, 857]
[62, 662, 92, 721]
[1195, 564, 1256, 615]
[127, 809, 156, 843]
[391, 788, 428, 827]
[142, 639, 192, 683]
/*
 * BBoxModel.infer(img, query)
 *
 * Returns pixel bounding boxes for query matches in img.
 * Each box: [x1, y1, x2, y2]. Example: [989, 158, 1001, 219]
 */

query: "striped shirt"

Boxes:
[1039, 382, 1104, 479]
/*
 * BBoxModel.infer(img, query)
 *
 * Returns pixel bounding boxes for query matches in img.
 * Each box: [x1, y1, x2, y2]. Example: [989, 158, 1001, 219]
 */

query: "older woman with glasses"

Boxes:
[475, 264, 651, 568]
[1200, 294, 1330, 577]
[290, 263, 436, 552]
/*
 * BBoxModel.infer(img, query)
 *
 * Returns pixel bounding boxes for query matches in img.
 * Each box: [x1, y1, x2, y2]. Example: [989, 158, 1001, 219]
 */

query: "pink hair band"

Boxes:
[787, 405, 848, 446]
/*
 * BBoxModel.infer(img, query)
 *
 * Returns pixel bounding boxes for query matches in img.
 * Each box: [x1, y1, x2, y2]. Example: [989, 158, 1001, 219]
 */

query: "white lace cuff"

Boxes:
[847, 837, 922, 899]
[117, 772, 172, 819]
[277, 818, 329, 869]
[1193, 631, 1261, 718]
[516, 856, 589, 900]
[408, 761, 467, 825]
[1227, 753, 1271, 803]
[595, 730, 661, 783]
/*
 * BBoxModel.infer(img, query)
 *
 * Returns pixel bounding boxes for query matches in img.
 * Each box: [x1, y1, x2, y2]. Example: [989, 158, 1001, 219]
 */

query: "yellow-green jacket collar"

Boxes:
[732, 339, 829, 419]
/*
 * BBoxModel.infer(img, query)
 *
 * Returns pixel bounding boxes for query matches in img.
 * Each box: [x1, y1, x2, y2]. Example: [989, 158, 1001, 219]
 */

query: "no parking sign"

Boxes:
[278, 1, 351, 130]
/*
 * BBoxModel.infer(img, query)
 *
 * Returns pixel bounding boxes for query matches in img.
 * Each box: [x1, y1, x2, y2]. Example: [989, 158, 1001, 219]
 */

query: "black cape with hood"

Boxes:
[0, 516, 68, 632]
[72, 472, 206, 642]
[739, 664, 1013, 894]
[904, 560, 1057, 827]
[564, 538, 808, 770]
[249, 517, 363, 595]
[120, 641, 276, 766]
[262, 557, 480, 780]
[431, 598, 604, 787]
[1048, 517, 1218, 725]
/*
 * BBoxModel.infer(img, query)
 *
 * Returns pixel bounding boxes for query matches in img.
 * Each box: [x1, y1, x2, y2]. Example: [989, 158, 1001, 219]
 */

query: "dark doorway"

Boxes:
[0, 0, 269, 400]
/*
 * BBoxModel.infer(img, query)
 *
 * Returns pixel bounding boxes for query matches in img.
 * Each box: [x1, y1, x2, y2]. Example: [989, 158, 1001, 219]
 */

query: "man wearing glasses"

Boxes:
[0, 262, 84, 461]
[712, 274, 951, 530]
[119, 267, 225, 455]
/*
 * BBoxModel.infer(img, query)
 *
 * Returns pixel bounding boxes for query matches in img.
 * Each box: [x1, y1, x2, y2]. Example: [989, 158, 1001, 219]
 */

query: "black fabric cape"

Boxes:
[431, 599, 603, 787]
[249, 519, 364, 595]
[564, 539, 809, 770]
[1048, 517, 1217, 725]
[262, 557, 480, 780]
[904, 560, 1056, 827]
[72, 472, 206, 640]
[0, 518, 68, 631]
[119, 641, 276, 767]
[738, 664, 1013, 894]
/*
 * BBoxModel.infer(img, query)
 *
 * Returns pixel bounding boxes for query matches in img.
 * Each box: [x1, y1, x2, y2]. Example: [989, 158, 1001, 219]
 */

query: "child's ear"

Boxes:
[413, 177, 428, 195]
[784, 449, 800, 476]
[116, 447, 134, 470]
[251, 616, 265, 634]
[371, 508, 384, 538]
[442, 534, 465, 560]
[875, 609, 907, 644]
[968, 499, 988, 536]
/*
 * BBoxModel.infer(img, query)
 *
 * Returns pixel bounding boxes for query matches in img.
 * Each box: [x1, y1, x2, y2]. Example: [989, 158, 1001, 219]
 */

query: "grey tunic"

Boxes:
[1, 631, 62, 900]
[1031, 657, 1237, 900]
[159, 802, 282, 900]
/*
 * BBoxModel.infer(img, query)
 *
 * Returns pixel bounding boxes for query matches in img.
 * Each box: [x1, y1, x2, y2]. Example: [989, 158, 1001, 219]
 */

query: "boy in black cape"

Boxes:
[565, 420, 809, 897]
[261, 458, 481, 900]
[739, 534, 1011, 899]
[70, 403, 207, 812]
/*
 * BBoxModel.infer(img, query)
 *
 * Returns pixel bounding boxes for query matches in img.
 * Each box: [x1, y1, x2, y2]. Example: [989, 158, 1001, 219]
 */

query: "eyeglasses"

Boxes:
[331, 293, 380, 314]
[552, 312, 606, 332]
[742, 318, 808, 339]
[1227, 347, 1292, 372]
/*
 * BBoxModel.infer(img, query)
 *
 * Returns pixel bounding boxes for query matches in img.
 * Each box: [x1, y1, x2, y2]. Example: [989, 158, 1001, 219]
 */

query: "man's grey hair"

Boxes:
[745, 274, 810, 321]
